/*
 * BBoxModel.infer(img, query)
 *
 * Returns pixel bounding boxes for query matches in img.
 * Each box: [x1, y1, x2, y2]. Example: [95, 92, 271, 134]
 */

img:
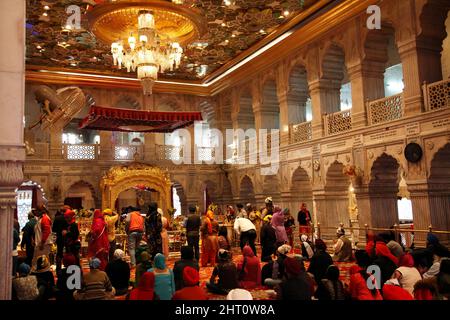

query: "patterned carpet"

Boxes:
[77, 246, 356, 300]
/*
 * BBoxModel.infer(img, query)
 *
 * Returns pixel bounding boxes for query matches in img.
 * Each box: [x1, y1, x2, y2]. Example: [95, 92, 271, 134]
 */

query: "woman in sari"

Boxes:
[87, 209, 109, 271]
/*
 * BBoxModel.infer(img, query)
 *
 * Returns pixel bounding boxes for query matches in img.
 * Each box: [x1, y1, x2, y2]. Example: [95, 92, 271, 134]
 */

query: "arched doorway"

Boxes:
[201, 180, 217, 213]
[290, 166, 313, 217]
[16, 181, 47, 229]
[171, 181, 187, 217]
[101, 164, 172, 215]
[64, 180, 97, 210]
[239, 175, 256, 205]
[262, 174, 281, 205]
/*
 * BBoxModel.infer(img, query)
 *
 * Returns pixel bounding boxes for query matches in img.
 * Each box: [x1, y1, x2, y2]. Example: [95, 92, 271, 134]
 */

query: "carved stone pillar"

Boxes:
[276, 91, 290, 146]
[353, 185, 372, 243]
[49, 126, 63, 159]
[99, 131, 113, 160]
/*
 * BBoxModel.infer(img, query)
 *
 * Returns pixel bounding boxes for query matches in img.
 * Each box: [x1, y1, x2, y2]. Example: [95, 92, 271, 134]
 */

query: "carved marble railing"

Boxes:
[156, 144, 183, 161]
[196, 146, 215, 161]
[423, 78, 450, 111]
[367, 93, 404, 125]
[290, 121, 312, 143]
[324, 110, 352, 135]
[63, 144, 99, 160]
[113, 145, 144, 160]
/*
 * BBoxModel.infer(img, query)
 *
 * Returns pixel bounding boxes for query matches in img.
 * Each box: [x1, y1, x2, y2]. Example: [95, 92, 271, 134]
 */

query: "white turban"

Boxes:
[114, 249, 125, 260]
[226, 289, 253, 300]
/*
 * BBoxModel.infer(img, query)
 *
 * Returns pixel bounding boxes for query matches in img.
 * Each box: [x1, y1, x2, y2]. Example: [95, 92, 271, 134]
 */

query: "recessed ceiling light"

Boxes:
[231, 34, 236, 38]
[284, 10, 290, 16]
[42, 12, 48, 17]
[70, 63, 77, 67]
[36, 45, 42, 49]
[44, 5, 50, 10]
[259, 29, 265, 34]
[225, 39, 229, 43]
[221, 22, 226, 27]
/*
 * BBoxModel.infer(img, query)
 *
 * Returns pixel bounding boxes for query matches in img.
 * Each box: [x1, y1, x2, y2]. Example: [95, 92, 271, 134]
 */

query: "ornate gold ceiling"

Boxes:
[26, 0, 319, 81]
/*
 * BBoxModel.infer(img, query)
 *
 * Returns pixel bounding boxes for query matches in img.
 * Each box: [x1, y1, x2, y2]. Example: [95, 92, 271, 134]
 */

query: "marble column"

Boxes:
[49, 126, 63, 159]
[0, 0, 26, 299]
[276, 91, 290, 146]
[99, 131, 113, 160]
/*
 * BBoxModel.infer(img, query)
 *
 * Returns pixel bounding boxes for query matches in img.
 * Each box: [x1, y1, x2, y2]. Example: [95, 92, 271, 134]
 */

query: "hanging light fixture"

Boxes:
[110, 10, 184, 95]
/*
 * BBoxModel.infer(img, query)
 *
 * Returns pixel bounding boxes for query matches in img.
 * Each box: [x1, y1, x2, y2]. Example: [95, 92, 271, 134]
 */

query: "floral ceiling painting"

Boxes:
[26, 0, 318, 81]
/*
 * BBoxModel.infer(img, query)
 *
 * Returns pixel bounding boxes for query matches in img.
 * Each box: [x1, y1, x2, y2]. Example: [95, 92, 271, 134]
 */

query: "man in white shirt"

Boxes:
[234, 216, 257, 255]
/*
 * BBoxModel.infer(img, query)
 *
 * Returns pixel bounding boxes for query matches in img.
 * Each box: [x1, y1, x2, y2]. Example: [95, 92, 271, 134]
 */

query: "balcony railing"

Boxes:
[367, 93, 404, 125]
[156, 144, 183, 161]
[423, 78, 450, 111]
[290, 121, 312, 143]
[63, 144, 99, 160]
[114, 145, 144, 160]
[324, 110, 352, 135]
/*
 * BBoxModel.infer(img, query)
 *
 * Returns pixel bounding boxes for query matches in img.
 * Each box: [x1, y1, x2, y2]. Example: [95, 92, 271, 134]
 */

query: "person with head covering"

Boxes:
[173, 246, 199, 291]
[87, 209, 110, 271]
[277, 256, 312, 300]
[218, 226, 231, 250]
[369, 235, 399, 285]
[437, 258, 450, 300]
[186, 205, 201, 261]
[391, 253, 422, 297]
[103, 208, 119, 262]
[423, 233, 450, 280]
[32, 205, 52, 268]
[237, 245, 261, 289]
[260, 214, 277, 262]
[74, 257, 115, 300]
[63, 209, 80, 266]
[148, 253, 176, 300]
[315, 265, 346, 300]
[159, 208, 170, 258]
[105, 249, 131, 296]
[12, 263, 39, 300]
[236, 203, 248, 219]
[128, 272, 159, 300]
[262, 244, 291, 287]
[207, 249, 239, 295]
[300, 234, 314, 260]
[172, 266, 208, 300]
[261, 197, 273, 220]
[382, 278, 413, 300]
[333, 227, 353, 262]
[380, 231, 404, 258]
[226, 288, 253, 300]
[413, 278, 439, 300]
[307, 239, 333, 283]
[125, 207, 144, 267]
[134, 251, 152, 288]
[226, 205, 236, 222]
[200, 208, 220, 267]
[283, 208, 295, 249]
[55, 253, 80, 301]
[297, 203, 312, 237]
[20, 212, 37, 267]
[234, 214, 257, 256]
[31, 255, 55, 300]
[52, 208, 68, 272]
[271, 206, 288, 248]
[348, 250, 383, 300]
[145, 202, 163, 260]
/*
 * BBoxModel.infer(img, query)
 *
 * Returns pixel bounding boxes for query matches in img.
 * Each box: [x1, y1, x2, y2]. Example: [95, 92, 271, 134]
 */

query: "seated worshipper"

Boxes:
[234, 215, 257, 256]
[307, 239, 333, 283]
[149, 253, 176, 300]
[128, 272, 159, 300]
[349, 250, 383, 300]
[367, 235, 399, 285]
[105, 249, 131, 296]
[300, 234, 314, 260]
[207, 249, 239, 295]
[379, 232, 404, 258]
[31, 255, 55, 300]
[260, 215, 277, 262]
[423, 233, 450, 279]
[437, 258, 450, 300]
[218, 226, 231, 250]
[12, 263, 39, 301]
[315, 265, 347, 300]
[333, 228, 353, 262]
[237, 245, 261, 289]
[277, 256, 312, 300]
[74, 258, 115, 300]
[382, 278, 413, 300]
[173, 246, 199, 291]
[226, 288, 253, 300]
[413, 278, 439, 300]
[55, 253, 81, 301]
[263, 244, 291, 287]
[271, 206, 288, 248]
[135, 251, 153, 288]
[391, 253, 422, 298]
[172, 266, 208, 300]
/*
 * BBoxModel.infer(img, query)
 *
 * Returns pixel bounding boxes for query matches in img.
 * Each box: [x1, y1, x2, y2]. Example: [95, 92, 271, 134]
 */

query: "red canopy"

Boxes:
[79, 105, 203, 133]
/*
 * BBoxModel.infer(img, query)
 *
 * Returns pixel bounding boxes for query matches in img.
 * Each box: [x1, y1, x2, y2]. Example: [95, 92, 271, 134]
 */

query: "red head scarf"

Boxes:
[183, 266, 200, 287]
[64, 209, 76, 224]
[129, 272, 155, 300]
[399, 253, 414, 268]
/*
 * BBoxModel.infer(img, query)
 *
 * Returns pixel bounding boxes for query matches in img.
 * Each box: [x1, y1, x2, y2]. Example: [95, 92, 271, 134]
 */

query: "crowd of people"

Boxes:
[10, 198, 450, 301]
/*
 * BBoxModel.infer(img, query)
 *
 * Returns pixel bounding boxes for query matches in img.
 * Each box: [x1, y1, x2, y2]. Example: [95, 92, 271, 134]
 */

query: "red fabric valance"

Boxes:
[79, 105, 203, 133]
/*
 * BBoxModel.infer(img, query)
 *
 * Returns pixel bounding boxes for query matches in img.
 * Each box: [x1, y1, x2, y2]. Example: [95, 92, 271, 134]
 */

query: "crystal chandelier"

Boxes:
[110, 10, 183, 95]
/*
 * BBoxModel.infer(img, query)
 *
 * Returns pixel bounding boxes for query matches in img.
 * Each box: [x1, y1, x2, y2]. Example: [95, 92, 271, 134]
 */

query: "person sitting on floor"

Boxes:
[172, 266, 208, 300]
[207, 249, 239, 295]
[135, 251, 152, 288]
[226, 288, 253, 300]
[348, 250, 383, 300]
[237, 245, 261, 289]
[55, 253, 80, 301]
[315, 265, 347, 300]
[173, 246, 199, 291]
[300, 234, 314, 260]
[105, 249, 130, 296]
[128, 272, 159, 300]
[382, 278, 413, 300]
[413, 278, 439, 300]
[437, 257, 450, 300]
[12, 263, 39, 301]
[367, 234, 399, 285]
[379, 232, 404, 258]
[31, 255, 55, 300]
[423, 233, 450, 279]
[263, 244, 291, 287]
[218, 226, 231, 250]
[391, 253, 422, 298]
[277, 256, 312, 300]
[307, 239, 333, 284]
[74, 257, 115, 300]
[149, 253, 176, 300]
[333, 228, 353, 262]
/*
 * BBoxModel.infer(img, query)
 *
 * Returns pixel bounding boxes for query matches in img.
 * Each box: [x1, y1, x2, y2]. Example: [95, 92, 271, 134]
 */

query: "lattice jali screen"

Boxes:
[367, 93, 404, 125]
[325, 110, 352, 135]
[114, 145, 137, 160]
[196, 147, 215, 161]
[157, 145, 182, 161]
[290, 121, 312, 143]
[65, 144, 97, 160]
[423, 79, 450, 111]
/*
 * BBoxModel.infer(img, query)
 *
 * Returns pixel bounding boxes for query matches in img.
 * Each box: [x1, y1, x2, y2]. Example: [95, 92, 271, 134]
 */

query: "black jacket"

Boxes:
[186, 214, 201, 236]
